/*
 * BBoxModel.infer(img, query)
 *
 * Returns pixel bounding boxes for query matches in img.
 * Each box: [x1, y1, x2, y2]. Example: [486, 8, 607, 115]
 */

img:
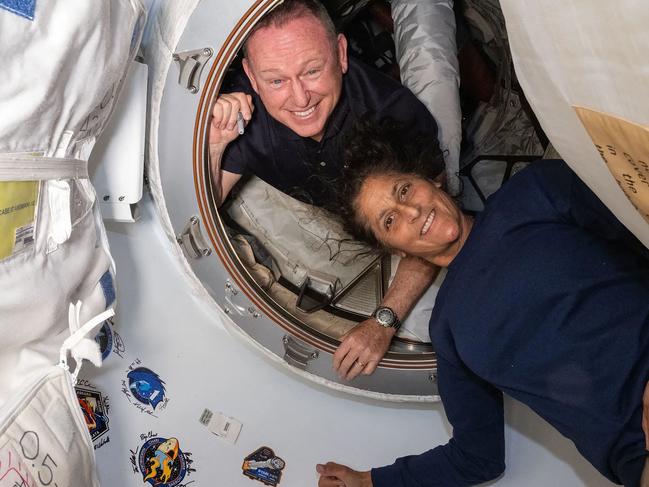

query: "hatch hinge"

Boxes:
[172, 47, 213, 94]
[176, 216, 212, 259]
[282, 335, 319, 370]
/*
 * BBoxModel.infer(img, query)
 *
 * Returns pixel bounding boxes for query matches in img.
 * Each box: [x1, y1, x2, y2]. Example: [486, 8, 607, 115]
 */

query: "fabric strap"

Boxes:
[59, 301, 115, 381]
[0, 155, 88, 181]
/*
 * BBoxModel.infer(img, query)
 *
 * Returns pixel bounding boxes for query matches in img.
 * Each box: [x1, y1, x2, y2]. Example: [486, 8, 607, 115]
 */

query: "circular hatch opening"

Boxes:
[191, 0, 437, 372]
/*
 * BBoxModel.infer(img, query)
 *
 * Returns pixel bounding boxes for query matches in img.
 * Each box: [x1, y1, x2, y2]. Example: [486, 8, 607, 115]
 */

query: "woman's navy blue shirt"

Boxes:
[373, 160, 649, 486]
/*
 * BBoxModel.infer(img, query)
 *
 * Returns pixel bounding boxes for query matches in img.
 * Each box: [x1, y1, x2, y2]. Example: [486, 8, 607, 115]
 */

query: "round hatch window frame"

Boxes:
[190, 0, 437, 372]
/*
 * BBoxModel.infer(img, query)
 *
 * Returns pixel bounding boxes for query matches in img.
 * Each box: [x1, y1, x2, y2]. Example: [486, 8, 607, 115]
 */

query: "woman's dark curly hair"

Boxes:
[334, 116, 446, 251]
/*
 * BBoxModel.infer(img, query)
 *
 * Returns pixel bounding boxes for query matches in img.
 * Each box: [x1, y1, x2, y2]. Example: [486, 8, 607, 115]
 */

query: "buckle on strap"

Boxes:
[0, 155, 88, 181]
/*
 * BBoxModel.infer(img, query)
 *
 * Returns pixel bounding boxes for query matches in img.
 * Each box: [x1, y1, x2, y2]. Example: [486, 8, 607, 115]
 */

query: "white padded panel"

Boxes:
[500, 0, 649, 247]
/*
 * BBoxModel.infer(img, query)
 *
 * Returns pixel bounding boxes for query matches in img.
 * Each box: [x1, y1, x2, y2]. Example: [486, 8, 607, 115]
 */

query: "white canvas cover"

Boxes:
[500, 0, 649, 247]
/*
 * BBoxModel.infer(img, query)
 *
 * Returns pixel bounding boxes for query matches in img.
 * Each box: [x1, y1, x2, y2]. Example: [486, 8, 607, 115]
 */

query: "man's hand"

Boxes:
[333, 319, 394, 381]
[208, 92, 251, 204]
[642, 381, 649, 449]
[316, 462, 372, 487]
[209, 92, 254, 146]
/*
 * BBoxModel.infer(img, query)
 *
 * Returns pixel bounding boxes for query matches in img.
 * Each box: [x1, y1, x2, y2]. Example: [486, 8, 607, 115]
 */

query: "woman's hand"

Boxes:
[316, 463, 372, 487]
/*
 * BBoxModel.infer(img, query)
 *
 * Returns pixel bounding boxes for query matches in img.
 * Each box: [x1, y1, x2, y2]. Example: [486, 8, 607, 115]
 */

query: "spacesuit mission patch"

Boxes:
[242, 446, 286, 486]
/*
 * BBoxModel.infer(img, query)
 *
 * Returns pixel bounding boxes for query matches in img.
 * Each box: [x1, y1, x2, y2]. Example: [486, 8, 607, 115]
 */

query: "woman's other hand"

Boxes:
[316, 462, 372, 487]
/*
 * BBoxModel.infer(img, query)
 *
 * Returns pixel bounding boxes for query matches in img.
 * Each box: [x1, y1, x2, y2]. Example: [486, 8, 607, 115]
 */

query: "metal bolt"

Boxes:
[202, 48, 213, 56]
[282, 336, 289, 345]
[224, 307, 231, 315]
[202, 248, 212, 257]
[190, 216, 199, 225]
[189, 86, 198, 94]
[118, 196, 125, 201]
[225, 281, 238, 295]
[428, 372, 438, 382]
[310, 351, 319, 360]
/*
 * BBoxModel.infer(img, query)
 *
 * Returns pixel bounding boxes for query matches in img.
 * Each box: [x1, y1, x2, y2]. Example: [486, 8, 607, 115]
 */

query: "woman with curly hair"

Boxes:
[317, 119, 649, 487]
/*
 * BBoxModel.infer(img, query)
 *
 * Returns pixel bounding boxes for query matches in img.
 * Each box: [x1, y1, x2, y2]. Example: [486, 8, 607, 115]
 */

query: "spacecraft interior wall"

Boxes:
[85, 193, 615, 487]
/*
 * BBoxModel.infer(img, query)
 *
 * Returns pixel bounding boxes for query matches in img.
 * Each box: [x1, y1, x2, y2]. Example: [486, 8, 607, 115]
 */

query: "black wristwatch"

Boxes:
[371, 306, 401, 330]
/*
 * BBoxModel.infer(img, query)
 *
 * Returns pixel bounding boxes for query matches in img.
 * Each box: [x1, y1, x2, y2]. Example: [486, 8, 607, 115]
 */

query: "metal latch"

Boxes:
[176, 216, 212, 259]
[172, 47, 213, 94]
[282, 335, 319, 370]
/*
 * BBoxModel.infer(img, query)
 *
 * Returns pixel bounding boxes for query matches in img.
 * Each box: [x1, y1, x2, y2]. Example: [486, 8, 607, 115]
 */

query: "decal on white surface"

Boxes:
[199, 408, 242, 444]
[129, 432, 195, 487]
[75, 383, 111, 450]
[574, 106, 649, 223]
[242, 447, 286, 486]
[94, 318, 125, 361]
[121, 361, 169, 416]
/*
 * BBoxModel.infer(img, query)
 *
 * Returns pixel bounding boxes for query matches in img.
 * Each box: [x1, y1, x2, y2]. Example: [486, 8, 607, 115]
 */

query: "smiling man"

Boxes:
[209, 0, 442, 379]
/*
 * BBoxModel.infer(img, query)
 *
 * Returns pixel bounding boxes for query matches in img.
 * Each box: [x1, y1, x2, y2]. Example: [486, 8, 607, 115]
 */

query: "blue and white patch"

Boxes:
[0, 0, 36, 20]
[121, 360, 169, 417]
[100, 270, 116, 308]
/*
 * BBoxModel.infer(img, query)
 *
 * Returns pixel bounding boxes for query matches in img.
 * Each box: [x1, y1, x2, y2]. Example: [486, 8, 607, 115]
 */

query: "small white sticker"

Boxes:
[199, 408, 242, 444]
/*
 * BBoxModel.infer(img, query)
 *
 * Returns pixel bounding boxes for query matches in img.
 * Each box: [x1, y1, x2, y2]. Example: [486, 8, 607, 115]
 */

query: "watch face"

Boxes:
[376, 308, 394, 325]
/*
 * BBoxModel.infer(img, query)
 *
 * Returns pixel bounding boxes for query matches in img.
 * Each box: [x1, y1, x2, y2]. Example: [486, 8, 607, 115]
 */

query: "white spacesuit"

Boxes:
[0, 1, 145, 485]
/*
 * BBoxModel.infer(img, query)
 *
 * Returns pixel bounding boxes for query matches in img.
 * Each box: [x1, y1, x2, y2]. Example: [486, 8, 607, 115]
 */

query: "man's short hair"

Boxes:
[243, 0, 338, 57]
